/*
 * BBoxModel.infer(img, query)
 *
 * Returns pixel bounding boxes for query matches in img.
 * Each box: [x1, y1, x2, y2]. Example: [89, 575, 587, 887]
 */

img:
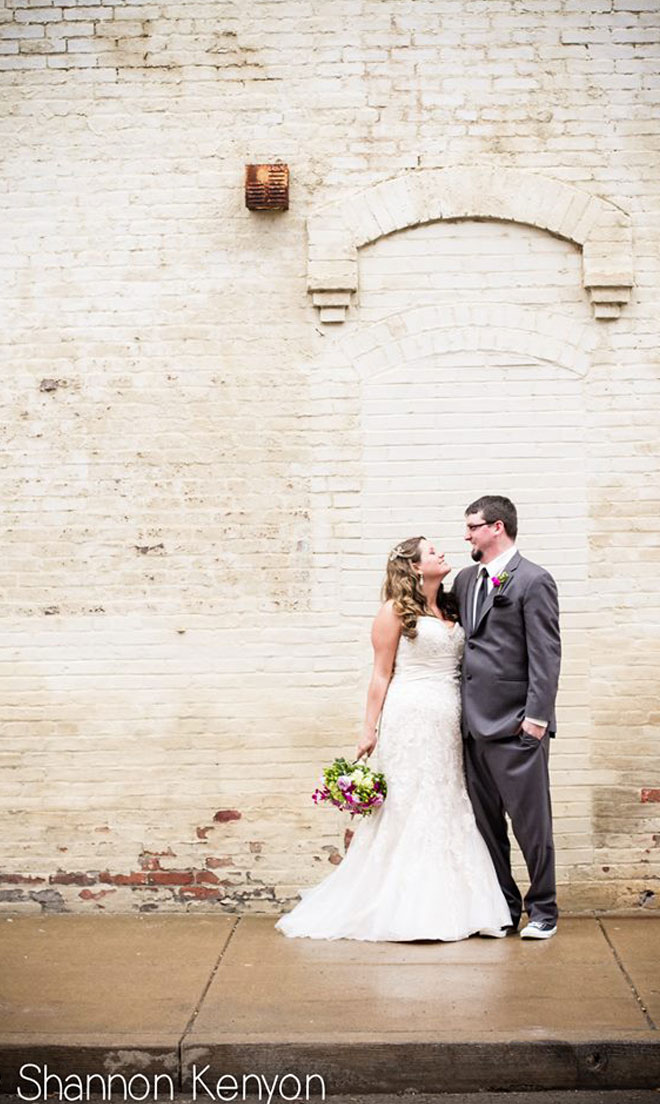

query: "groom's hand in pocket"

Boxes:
[522, 720, 546, 741]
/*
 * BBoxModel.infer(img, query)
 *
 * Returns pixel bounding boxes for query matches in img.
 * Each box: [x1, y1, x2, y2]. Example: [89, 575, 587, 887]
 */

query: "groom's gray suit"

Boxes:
[453, 552, 561, 927]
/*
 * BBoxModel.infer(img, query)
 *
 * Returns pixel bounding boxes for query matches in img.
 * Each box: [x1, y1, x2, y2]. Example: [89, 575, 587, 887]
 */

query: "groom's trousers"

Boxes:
[464, 731, 557, 926]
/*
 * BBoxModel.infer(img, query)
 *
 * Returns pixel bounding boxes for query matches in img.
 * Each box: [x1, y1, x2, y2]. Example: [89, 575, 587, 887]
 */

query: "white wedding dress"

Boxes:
[276, 617, 512, 941]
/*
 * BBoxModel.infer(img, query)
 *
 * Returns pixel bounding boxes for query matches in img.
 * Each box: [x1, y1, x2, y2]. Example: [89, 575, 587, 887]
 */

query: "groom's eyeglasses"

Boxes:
[465, 522, 492, 532]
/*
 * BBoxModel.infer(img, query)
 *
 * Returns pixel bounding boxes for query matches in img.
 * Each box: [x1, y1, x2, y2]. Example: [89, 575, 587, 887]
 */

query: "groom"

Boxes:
[452, 495, 561, 939]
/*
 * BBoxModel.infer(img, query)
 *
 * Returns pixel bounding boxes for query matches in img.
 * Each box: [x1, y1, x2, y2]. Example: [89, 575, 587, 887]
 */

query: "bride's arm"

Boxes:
[356, 600, 402, 760]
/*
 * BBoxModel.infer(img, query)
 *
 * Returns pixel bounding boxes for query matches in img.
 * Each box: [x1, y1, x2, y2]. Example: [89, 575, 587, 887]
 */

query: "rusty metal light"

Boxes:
[245, 163, 289, 211]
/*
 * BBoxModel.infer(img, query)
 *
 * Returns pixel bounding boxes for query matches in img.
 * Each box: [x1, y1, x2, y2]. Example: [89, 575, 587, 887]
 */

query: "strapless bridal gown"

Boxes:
[276, 617, 512, 941]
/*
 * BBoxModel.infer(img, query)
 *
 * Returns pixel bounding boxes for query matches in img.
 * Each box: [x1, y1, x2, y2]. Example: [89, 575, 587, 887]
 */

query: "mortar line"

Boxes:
[597, 916, 656, 1030]
[178, 916, 241, 1087]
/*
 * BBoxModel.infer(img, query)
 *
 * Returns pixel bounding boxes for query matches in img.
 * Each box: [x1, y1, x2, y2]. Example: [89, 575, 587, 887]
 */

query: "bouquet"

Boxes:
[312, 757, 387, 817]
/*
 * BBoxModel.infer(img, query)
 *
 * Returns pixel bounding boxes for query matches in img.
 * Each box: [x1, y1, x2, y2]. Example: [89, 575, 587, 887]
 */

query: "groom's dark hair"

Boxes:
[465, 495, 518, 539]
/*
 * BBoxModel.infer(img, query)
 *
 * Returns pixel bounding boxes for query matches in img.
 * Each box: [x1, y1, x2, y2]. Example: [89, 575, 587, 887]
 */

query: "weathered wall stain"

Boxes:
[0, 0, 658, 912]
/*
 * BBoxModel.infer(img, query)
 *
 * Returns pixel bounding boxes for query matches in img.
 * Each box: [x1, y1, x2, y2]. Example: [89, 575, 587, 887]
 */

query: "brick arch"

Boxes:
[307, 166, 633, 323]
[333, 302, 598, 380]
[307, 300, 594, 623]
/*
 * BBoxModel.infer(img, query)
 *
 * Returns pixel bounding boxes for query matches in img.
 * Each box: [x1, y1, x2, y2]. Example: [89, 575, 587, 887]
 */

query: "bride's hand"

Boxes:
[356, 731, 378, 761]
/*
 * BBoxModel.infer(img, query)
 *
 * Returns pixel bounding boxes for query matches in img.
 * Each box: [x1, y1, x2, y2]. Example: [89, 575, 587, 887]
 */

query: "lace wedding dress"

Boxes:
[276, 617, 512, 941]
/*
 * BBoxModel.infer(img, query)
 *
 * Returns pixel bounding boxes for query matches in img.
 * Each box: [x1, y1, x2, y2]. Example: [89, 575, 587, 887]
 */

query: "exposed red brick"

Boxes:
[196, 826, 212, 840]
[138, 848, 175, 871]
[0, 873, 46, 885]
[195, 870, 220, 884]
[206, 856, 234, 868]
[79, 888, 116, 901]
[344, 828, 354, 851]
[50, 871, 96, 886]
[213, 809, 241, 823]
[641, 789, 660, 803]
[99, 871, 147, 886]
[328, 851, 342, 866]
[138, 856, 162, 872]
[147, 870, 194, 886]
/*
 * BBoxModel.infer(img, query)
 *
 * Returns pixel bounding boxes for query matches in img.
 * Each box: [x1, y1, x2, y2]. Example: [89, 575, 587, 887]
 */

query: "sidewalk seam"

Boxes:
[597, 917, 656, 1030]
[177, 916, 240, 1089]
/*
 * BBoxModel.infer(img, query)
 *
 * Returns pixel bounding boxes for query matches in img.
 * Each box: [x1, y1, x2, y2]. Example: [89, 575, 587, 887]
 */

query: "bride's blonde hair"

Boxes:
[382, 536, 428, 640]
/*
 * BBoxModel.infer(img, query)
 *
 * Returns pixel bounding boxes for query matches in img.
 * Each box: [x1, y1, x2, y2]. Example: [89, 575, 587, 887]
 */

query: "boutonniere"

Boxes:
[492, 570, 512, 606]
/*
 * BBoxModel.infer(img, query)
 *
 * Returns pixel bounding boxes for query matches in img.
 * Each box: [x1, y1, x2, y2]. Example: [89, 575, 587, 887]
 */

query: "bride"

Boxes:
[276, 536, 512, 942]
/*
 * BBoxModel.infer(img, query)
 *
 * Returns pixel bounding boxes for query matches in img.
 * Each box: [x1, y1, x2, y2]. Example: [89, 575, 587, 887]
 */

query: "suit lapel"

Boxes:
[473, 551, 522, 634]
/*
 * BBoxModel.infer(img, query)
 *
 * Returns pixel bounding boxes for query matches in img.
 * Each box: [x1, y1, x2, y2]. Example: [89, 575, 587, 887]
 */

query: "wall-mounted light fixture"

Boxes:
[245, 163, 289, 211]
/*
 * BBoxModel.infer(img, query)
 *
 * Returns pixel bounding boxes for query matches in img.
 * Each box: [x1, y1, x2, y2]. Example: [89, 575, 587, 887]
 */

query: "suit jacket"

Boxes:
[452, 552, 561, 741]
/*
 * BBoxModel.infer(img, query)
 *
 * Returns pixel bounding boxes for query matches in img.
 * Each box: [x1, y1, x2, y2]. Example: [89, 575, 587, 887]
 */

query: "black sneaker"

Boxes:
[520, 920, 557, 939]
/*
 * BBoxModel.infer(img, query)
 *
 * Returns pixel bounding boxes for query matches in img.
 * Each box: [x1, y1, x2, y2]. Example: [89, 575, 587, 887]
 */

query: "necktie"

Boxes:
[473, 567, 489, 628]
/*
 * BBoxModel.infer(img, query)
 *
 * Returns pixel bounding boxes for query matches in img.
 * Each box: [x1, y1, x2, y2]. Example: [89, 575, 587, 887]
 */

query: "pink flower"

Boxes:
[492, 576, 501, 587]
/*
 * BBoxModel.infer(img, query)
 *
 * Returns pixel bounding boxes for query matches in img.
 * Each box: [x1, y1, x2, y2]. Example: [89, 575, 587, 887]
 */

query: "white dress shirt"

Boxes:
[472, 546, 547, 731]
[471, 546, 518, 626]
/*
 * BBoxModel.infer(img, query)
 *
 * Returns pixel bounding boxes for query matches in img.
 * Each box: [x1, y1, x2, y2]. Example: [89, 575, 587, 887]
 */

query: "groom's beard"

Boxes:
[471, 548, 483, 562]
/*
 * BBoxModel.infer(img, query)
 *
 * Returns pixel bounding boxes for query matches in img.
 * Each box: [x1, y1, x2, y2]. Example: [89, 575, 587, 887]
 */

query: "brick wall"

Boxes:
[0, 0, 658, 913]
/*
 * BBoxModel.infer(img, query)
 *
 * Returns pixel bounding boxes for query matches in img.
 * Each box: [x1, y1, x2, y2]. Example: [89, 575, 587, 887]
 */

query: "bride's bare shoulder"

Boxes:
[371, 599, 402, 641]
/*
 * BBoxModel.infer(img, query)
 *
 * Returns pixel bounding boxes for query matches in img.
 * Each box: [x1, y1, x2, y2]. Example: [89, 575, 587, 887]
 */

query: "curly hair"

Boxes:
[382, 536, 458, 639]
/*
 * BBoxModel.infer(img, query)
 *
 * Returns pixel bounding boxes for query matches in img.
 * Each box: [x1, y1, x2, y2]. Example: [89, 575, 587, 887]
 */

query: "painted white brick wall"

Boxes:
[0, 0, 658, 913]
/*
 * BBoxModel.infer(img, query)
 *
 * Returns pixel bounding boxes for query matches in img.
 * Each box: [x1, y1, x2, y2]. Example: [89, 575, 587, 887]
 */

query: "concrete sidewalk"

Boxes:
[1, 914, 659, 1096]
